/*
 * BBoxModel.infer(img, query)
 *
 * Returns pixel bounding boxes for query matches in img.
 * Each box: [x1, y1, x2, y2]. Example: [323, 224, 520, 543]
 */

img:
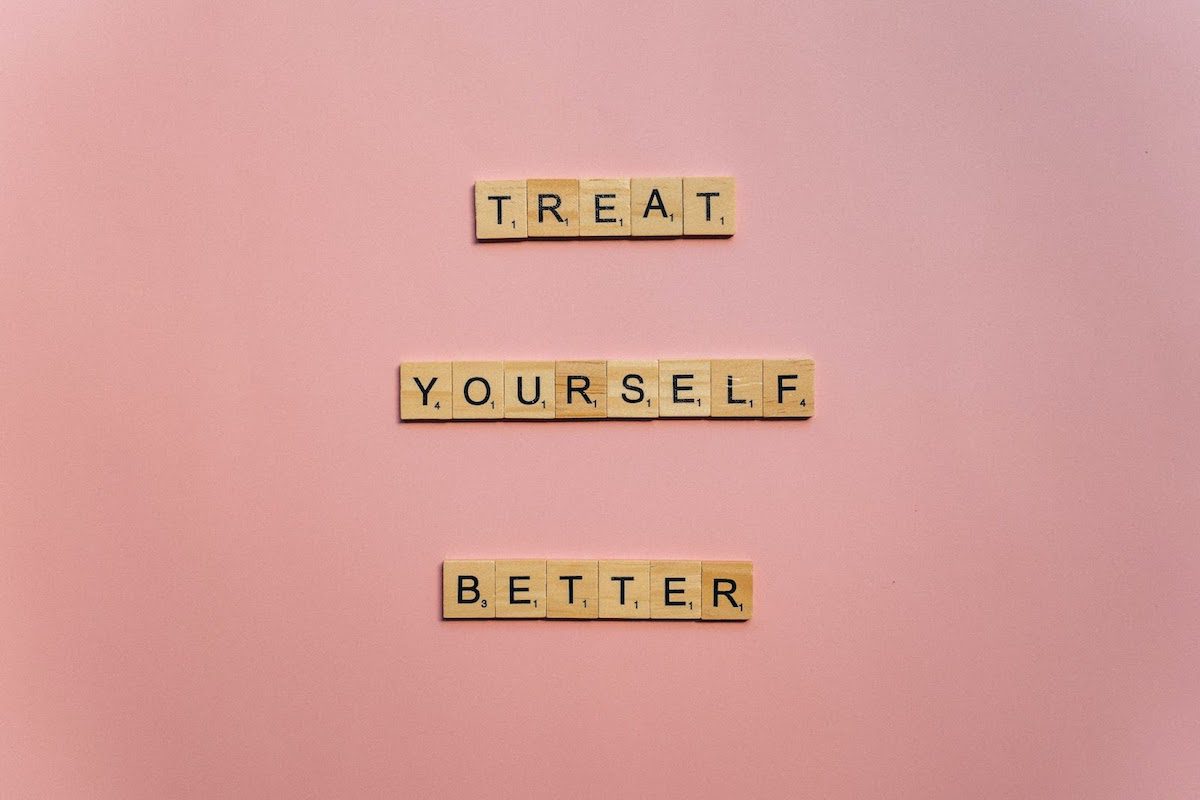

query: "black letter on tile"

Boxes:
[538, 194, 564, 223]
[621, 373, 645, 404]
[516, 375, 542, 405]
[777, 374, 798, 404]
[713, 578, 737, 608]
[509, 575, 530, 604]
[560, 574, 583, 604]
[726, 376, 746, 405]
[672, 374, 696, 404]
[697, 191, 719, 221]
[457, 575, 480, 604]
[414, 376, 437, 405]
[594, 193, 616, 223]
[487, 194, 510, 225]
[643, 188, 668, 219]
[566, 375, 592, 405]
[463, 376, 491, 406]
[664, 577, 686, 605]
[611, 575, 633, 605]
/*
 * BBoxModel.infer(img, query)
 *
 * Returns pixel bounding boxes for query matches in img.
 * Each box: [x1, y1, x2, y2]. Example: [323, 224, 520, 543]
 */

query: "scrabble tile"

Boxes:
[650, 560, 702, 619]
[527, 179, 580, 238]
[474, 180, 527, 240]
[555, 361, 607, 419]
[598, 560, 651, 619]
[606, 360, 659, 418]
[762, 359, 814, 418]
[700, 561, 753, 621]
[452, 361, 505, 420]
[400, 362, 452, 421]
[658, 360, 711, 418]
[683, 177, 735, 236]
[494, 559, 547, 618]
[630, 177, 683, 237]
[579, 179, 631, 237]
[442, 560, 496, 619]
[710, 359, 763, 418]
[547, 560, 599, 619]
[504, 361, 555, 419]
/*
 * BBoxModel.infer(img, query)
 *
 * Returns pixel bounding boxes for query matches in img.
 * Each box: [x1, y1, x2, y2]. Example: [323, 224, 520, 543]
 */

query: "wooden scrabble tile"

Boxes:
[683, 176, 735, 236]
[400, 362, 452, 421]
[700, 561, 753, 621]
[579, 179, 631, 237]
[452, 361, 505, 420]
[658, 360, 711, 418]
[442, 560, 496, 619]
[650, 560, 702, 619]
[762, 359, 815, 418]
[630, 177, 683, 237]
[598, 560, 651, 619]
[606, 360, 659, 418]
[555, 361, 607, 419]
[504, 361, 555, 419]
[546, 560, 599, 619]
[474, 180, 527, 240]
[527, 179, 580, 238]
[710, 359, 763, 418]
[494, 559, 547, 618]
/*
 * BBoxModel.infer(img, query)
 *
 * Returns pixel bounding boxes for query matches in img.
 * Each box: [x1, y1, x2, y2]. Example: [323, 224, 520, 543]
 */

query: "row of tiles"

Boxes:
[443, 560, 752, 621]
[474, 177, 735, 239]
[400, 359, 813, 420]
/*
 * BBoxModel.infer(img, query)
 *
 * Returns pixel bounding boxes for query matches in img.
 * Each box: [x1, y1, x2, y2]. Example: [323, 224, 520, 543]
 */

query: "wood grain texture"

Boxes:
[579, 179, 631, 237]
[700, 561, 753, 621]
[598, 560, 651, 619]
[546, 560, 599, 619]
[605, 360, 659, 418]
[630, 177, 683, 237]
[659, 360, 711, 418]
[474, 180, 527, 240]
[649, 560, 701, 619]
[494, 559, 547, 618]
[682, 176, 735, 236]
[762, 359, 814, 418]
[442, 560, 496, 619]
[526, 179, 579, 238]
[504, 361, 555, 419]
[400, 362, 452, 421]
[555, 360, 607, 419]
[710, 359, 763, 418]
[452, 361, 505, 420]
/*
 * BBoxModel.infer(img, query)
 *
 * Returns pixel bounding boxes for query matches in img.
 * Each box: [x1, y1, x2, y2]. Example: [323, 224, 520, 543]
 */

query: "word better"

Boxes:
[443, 560, 753, 621]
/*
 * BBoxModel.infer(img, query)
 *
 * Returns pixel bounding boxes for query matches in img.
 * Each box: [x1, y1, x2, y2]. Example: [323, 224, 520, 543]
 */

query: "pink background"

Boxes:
[3, 2, 1199, 797]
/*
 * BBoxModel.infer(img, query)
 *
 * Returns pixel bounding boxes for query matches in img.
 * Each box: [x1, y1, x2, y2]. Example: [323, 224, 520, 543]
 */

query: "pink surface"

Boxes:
[3, 2, 1199, 797]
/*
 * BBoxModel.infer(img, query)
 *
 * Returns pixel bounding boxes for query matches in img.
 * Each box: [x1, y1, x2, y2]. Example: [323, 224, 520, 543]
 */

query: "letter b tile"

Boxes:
[442, 560, 496, 619]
